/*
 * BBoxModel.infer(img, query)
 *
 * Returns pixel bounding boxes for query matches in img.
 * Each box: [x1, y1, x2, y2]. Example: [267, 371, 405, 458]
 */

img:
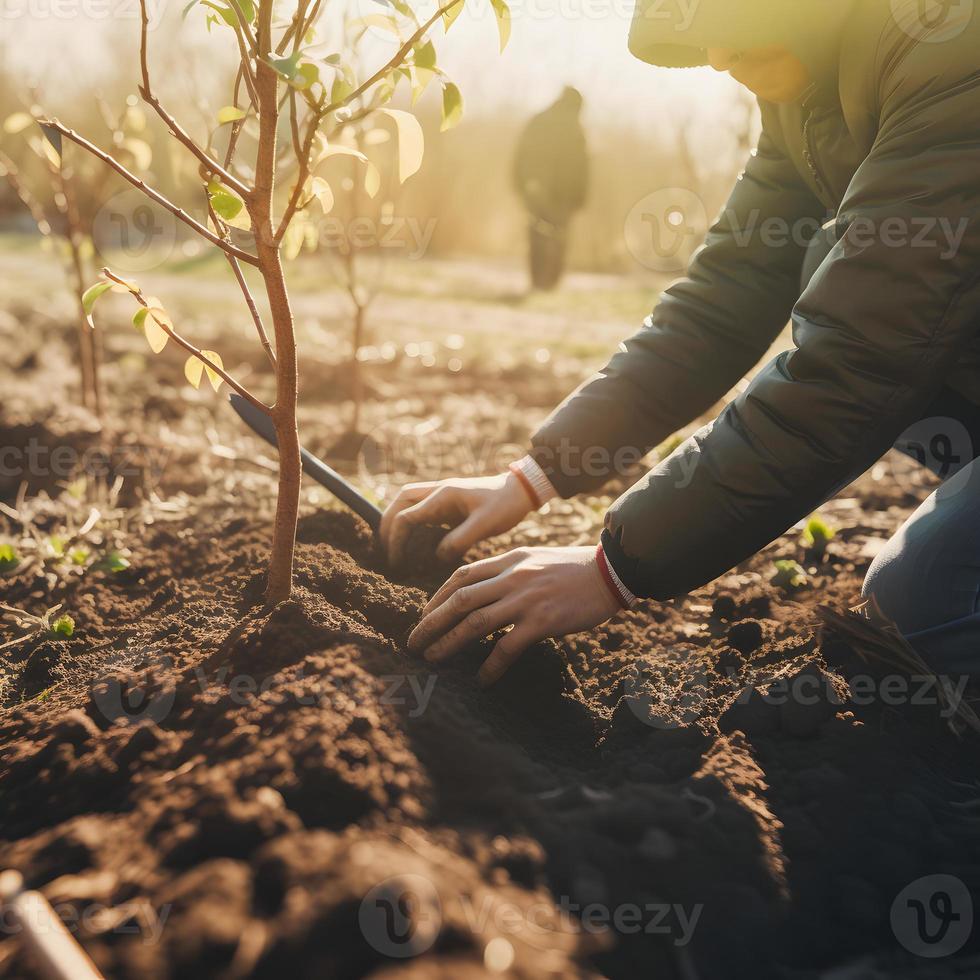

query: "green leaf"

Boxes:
[414, 39, 437, 71]
[48, 535, 66, 557]
[771, 560, 808, 592]
[98, 551, 131, 573]
[217, 105, 247, 125]
[265, 51, 302, 80]
[490, 0, 511, 51]
[133, 307, 148, 330]
[292, 62, 320, 90]
[81, 280, 113, 327]
[69, 547, 89, 566]
[210, 188, 244, 221]
[199, 0, 238, 26]
[51, 614, 75, 638]
[331, 75, 354, 106]
[0, 543, 20, 575]
[440, 82, 463, 131]
[802, 516, 836, 555]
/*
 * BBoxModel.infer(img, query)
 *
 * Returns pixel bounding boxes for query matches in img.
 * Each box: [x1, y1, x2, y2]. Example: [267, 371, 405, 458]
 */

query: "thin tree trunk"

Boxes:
[61, 172, 101, 416]
[255, 0, 301, 606]
[350, 299, 364, 435]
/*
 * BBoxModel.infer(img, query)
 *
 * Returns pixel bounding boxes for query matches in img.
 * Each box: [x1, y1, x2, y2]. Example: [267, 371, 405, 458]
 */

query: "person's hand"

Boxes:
[380, 473, 536, 565]
[407, 546, 621, 686]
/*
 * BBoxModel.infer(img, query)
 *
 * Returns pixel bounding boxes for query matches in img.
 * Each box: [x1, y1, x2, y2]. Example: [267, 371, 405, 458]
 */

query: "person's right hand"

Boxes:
[380, 473, 537, 566]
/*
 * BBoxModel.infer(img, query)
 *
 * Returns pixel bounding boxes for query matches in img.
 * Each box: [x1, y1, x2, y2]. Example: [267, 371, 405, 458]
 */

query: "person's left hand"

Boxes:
[407, 545, 621, 686]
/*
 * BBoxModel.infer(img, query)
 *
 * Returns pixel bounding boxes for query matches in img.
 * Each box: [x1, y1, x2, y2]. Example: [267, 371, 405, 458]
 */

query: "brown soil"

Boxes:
[1, 312, 978, 979]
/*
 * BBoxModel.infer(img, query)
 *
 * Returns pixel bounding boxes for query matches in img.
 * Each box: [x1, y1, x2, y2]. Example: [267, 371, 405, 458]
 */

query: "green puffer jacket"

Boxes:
[529, 0, 980, 600]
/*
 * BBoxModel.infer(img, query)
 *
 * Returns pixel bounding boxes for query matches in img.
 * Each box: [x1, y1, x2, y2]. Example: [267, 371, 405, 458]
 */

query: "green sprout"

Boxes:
[801, 516, 836, 557]
[97, 551, 131, 573]
[0, 544, 20, 575]
[50, 614, 75, 638]
[771, 559, 808, 592]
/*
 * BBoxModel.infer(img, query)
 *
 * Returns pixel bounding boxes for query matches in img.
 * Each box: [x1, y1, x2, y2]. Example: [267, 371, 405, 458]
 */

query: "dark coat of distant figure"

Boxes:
[512, 87, 589, 291]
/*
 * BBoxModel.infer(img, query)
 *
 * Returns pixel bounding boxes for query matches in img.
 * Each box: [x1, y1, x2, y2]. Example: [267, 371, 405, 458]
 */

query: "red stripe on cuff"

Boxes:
[508, 462, 541, 509]
[595, 543, 630, 611]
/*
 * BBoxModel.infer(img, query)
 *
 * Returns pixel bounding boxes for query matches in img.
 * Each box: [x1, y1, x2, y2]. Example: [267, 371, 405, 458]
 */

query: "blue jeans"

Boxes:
[862, 456, 980, 677]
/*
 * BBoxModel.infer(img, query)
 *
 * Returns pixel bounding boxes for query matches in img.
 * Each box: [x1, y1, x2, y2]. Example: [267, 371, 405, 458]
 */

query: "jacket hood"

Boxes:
[629, 0, 856, 81]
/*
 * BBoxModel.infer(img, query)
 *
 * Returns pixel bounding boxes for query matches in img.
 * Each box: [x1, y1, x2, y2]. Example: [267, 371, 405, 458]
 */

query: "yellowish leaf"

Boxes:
[364, 161, 381, 198]
[142, 300, 171, 354]
[217, 105, 247, 125]
[310, 176, 334, 214]
[184, 354, 204, 389]
[490, 0, 511, 51]
[3, 112, 33, 135]
[201, 350, 224, 391]
[122, 138, 152, 171]
[377, 109, 424, 184]
[442, 0, 464, 32]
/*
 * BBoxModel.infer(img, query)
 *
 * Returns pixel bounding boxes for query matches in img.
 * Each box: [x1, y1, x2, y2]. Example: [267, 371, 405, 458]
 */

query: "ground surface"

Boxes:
[1, 248, 978, 978]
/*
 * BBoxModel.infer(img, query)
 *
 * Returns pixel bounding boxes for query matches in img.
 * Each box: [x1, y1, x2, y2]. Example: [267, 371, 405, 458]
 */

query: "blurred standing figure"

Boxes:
[512, 87, 588, 291]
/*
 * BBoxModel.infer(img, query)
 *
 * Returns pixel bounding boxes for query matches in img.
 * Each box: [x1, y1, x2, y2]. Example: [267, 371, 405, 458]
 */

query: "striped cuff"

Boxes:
[595, 542, 639, 611]
[509, 455, 558, 510]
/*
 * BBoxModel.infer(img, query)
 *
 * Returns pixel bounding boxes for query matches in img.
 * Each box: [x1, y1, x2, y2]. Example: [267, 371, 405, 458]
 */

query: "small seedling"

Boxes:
[0, 603, 74, 651]
[96, 551, 131, 573]
[0, 544, 20, 575]
[801, 516, 836, 558]
[771, 559, 808, 592]
[50, 615, 75, 638]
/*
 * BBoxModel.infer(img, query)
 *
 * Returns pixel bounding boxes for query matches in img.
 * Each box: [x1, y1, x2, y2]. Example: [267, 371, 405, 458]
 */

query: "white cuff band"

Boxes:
[512, 455, 558, 508]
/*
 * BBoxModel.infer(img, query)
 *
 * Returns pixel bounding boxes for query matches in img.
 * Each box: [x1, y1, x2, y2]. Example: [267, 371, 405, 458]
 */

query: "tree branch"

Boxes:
[0, 152, 52, 236]
[101, 268, 270, 414]
[322, 0, 464, 115]
[138, 0, 252, 199]
[207, 200, 276, 368]
[274, 98, 326, 242]
[38, 118, 260, 266]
